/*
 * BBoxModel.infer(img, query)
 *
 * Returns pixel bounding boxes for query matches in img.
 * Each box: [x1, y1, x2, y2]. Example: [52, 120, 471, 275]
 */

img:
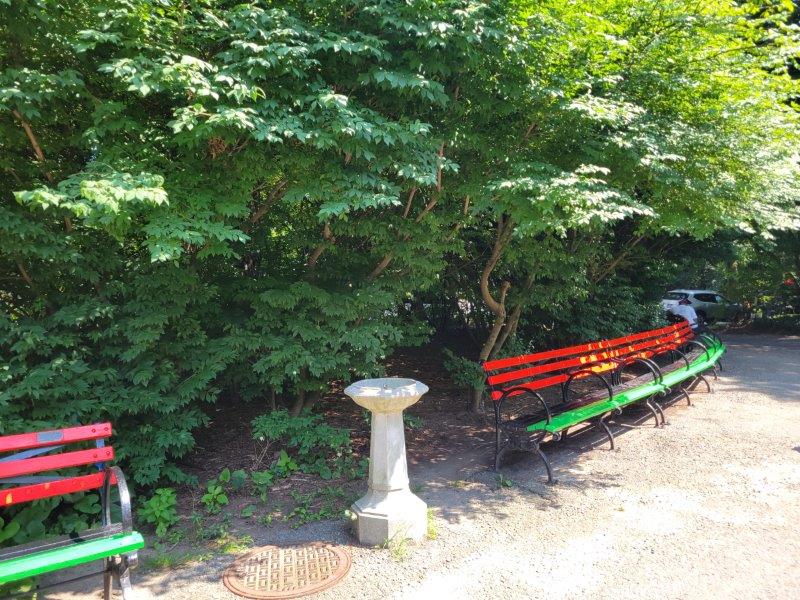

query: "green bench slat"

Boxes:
[659, 345, 724, 388]
[526, 342, 726, 434]
[0, 532, 144, 584]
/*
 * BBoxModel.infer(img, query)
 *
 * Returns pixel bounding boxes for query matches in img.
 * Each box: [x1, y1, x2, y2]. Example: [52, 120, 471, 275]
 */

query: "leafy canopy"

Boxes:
[1, 0, 798, 484]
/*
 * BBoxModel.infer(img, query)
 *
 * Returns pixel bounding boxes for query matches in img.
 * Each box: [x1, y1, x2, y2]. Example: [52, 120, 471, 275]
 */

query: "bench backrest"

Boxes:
[483, 322, 694, 400]
[0, 423, 115, 507]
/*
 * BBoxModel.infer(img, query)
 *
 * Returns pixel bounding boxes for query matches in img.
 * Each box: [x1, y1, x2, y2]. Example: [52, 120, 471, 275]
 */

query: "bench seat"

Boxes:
[0, 424, 143, 598]
[528, 339, 725, 435]
[482, 323, 726, 482]
[0, 531, 144, 584]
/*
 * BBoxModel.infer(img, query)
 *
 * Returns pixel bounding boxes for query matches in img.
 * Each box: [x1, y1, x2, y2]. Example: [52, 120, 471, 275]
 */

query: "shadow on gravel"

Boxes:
[710, 334, 800, 400]
[405, 385, 709, 526]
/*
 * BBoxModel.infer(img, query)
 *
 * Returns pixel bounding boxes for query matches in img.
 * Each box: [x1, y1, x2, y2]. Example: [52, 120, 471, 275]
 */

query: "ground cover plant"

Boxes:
[1, 0, 799, 517]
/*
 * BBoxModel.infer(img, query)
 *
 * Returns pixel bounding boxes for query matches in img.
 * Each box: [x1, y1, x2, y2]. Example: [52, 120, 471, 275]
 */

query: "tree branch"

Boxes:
[402, 187, 417, 218]
[12, 109, 72, 231]
[446, 195, 470, 242]
[368, 192, 438, 281]
[247, 179, 288, 230]
[15, 258, 34, 287]
[307, 222, 334, 269]
[367, 252, 394, 280]
[480, 216, 514, 316]
[592, 233, 646, 283]
[13, 110, 49, 171]
[413, 198, 437, 223]
[523, 122, 539, 142]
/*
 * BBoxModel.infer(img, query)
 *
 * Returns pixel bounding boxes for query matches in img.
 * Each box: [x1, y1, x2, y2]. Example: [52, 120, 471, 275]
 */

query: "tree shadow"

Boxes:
[46, 337, 768, 600]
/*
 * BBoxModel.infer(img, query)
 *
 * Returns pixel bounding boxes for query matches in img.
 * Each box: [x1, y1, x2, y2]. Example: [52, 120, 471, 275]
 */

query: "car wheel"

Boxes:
[696, 311, 711, 326]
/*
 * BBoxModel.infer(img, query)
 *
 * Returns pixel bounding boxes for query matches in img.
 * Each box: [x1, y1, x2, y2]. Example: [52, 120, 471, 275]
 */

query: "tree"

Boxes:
[2, 0, 798, 481]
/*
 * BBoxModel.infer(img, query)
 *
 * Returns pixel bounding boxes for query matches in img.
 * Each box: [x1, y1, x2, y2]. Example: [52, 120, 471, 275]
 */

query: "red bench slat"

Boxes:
[486, 328, 693, 387]
[490, 373, 568, 400]
[483, 323, 684, 371]
[1, 472, 117, 507]
[0, 447, 114, 479]
[485, 322, 697, 400]
[483, 323, 688, 372]
[485, 323, 691, 378]
[0, 423, 112, 453]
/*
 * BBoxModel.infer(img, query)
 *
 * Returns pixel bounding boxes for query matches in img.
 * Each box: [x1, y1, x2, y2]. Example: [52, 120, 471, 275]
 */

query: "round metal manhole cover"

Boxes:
[222, 543, 351, 599]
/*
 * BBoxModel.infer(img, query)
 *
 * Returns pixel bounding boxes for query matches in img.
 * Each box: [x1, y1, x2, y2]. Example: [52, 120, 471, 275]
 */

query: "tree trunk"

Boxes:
[289, 389, 322, 417]
[470, 387, 484, 414]
[492, 302, 522, 358]
[472, 216, 514, 412]
[491, 273, 534, 358]
[289, 389, 306, 417]
[303, 391, 322, 413]
[478, 294, 508, 363]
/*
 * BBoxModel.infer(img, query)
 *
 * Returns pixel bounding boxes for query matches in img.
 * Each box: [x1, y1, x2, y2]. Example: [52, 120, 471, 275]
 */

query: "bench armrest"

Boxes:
[616, 357, 663, 384]
[698, 332, 720, 347]
[683, 339, 711, 362]
[102, 466, 134, 534]
[497, 388, 552, 424]
[653, 345, 691, 369]
[563, 369, 613, 405]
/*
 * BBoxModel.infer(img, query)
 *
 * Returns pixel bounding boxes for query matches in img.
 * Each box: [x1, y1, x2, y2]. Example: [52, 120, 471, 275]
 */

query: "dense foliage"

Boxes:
[2, 0, 799, 486]
[251, 409, 367, 480]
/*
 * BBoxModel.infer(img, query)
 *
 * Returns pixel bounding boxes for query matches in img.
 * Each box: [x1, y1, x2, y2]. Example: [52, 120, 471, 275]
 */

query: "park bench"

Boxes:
[483, 322, 725, 483]
[0, 423, 144, 599]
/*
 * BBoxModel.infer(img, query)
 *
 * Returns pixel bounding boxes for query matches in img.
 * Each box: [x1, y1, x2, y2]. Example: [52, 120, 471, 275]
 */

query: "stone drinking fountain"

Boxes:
[344, 377, 429, 546]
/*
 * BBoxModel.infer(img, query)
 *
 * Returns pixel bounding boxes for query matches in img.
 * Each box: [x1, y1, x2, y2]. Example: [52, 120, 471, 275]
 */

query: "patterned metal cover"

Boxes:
[222, 543, 351, 599]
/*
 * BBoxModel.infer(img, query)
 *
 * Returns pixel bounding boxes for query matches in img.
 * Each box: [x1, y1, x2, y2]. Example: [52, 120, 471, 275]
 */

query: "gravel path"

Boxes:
[52, 334, 800, 599]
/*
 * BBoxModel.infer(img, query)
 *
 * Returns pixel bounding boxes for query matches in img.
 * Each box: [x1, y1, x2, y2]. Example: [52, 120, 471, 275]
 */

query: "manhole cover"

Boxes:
[222, 543, 351, 599]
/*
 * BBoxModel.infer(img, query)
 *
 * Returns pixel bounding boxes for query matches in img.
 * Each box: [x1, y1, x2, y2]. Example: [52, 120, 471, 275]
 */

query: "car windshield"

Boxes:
[663, 292, 688, 300]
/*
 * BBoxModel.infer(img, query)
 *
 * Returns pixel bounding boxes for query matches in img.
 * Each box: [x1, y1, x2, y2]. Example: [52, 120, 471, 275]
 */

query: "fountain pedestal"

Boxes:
[344, 378, 428, 546]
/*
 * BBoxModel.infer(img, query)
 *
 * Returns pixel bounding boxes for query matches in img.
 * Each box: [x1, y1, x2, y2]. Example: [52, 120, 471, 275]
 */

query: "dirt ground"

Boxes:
[51, 333, 800, 599]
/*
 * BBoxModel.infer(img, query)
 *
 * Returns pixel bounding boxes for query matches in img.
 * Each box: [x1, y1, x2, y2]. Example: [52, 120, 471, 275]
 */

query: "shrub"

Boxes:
[251, 410, 365, 481]
[139, 488, 179, 537]
[442, 349, 485, 391]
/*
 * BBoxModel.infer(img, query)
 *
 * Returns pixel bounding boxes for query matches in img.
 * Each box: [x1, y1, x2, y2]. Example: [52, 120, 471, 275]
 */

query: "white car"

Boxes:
[661, 289, 742, 324]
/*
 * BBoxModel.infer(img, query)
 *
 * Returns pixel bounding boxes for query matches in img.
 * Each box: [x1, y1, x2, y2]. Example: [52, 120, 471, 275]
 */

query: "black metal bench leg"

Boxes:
[535, 445, 555, 484]
[493, 403, 501, 469]
[597, 415, 615, 450]
[495, 442, 510, 471]
[711, 365, 719, 380]
[103, 558, 112, 600]
[680, 385, 692, 405]
[646, 398, 665, 427]
[696, 374, 712, 393]
[112, 556, 135, 600]
[655, 391, 670, 425]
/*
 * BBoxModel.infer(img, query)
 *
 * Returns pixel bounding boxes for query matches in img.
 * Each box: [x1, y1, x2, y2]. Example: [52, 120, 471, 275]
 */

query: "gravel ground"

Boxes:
[51, 333, 800, 600]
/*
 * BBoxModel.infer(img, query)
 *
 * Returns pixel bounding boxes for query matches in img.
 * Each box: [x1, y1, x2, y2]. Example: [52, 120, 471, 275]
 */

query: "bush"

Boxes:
[3, 0, 798, 491]
[139, 488, 179, 537]
[0, 493, 103, 549]
[251, 410, 366, 481]
[442, 348, 485, 391]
